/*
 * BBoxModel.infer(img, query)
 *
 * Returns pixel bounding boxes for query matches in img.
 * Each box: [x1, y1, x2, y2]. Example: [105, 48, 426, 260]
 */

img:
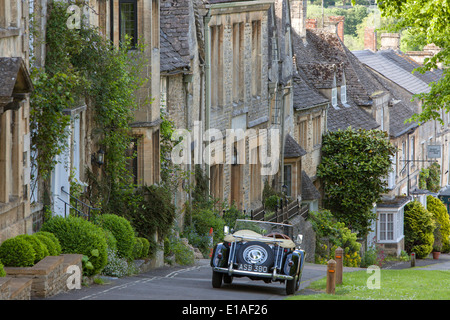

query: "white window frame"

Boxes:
[332, 87, 337, 107]
[340, 84, 347, 104]
[377, 207, 405, 244]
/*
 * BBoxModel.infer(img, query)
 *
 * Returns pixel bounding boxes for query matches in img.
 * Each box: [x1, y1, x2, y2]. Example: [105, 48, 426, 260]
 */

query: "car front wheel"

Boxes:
[212, 270, 223, 288]
[286, 275, 300, 295]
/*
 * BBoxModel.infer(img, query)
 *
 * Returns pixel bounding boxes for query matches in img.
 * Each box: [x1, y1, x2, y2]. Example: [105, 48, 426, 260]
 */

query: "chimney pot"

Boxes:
[380, 33, 400, 51]
[364, 27, 377, 52]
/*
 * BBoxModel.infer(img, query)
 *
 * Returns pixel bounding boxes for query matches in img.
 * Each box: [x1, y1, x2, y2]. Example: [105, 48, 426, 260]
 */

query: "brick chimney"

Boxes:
[290, 0, 307, 37]
[306, 19, 317, 29]
[328, 16, 345, 42]
[380, 33, 400, 51]
[364, 27, 377, 52]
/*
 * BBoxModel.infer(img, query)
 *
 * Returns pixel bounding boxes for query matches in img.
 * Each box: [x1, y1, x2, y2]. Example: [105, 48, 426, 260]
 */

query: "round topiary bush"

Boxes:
[103, 229, 118, 251]
[95, 214, 136, 260]
[404, 200, 435, 258]
[132, 237, 144, 259]
[0, 237, 36, 267]
[16, 234, 49, 263]
[140, 237, 150, 258]
[41, 216, 108, 276]
[34, 233, 58, 256]
[35, 231, 62, 255]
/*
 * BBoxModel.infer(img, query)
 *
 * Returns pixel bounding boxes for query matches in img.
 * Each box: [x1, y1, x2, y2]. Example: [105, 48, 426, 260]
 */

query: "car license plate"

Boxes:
[238, 264, 268, 273]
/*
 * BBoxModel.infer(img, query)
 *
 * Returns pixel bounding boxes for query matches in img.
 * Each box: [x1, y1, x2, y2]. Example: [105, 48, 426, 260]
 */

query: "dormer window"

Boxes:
[331, 68, 338, 108]
[341, 84, 347, 104]
[340, 71, 347, 104]
[332, 87, 337, 107]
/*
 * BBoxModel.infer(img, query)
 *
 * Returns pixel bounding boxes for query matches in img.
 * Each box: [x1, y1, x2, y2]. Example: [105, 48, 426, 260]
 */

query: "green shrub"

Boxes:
[184, 207, 224, 256]
[34, 234, 58, 256]
[140, 237, 150, 258]
[264, 195, 281, 212]
[17, 234, 49, 263]
[132, 237, 144, 259]
[164, 236, 195, 265]
[310, 210, 361, 267]
[0, 262, 5, 277]
[95, 214, 136, 260]
[427, 195, 450, 252]
[103, 229, 118, 251]
[41, 216, 108, 276]
[34, 231, 62, 255]
[404, 200, 435, 258]
[0, 237, 35, 267]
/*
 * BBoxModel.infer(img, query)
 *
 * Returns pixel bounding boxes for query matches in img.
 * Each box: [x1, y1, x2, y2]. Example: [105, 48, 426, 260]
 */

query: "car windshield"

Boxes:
[233, 219, 294, 239]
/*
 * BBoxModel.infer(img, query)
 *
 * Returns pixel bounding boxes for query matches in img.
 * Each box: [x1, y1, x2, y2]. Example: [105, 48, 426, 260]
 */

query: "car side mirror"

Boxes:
[296, 234, 303, 245]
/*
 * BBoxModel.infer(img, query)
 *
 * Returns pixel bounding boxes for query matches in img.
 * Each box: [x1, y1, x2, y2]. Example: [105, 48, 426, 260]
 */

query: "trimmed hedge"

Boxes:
[34, 231, 62, 256]
[16, 234, 49, 263]
[0, 237, 35, 267]
[41, 216, 108, 276]
[404, 200, 434, 258]
[95, 214, 136, 259]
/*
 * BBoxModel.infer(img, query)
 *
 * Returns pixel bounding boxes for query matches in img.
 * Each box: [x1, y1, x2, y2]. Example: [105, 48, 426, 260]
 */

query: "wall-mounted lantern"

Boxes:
[92, 148, 105, 166]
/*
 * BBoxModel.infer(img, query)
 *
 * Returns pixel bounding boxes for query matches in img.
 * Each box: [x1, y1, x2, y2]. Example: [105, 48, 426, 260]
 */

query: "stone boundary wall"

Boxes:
[2, 254, 83, 299]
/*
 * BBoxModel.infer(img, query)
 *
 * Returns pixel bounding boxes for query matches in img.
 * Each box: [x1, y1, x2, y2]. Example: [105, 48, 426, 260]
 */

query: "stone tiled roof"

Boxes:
[284, 134, 307, 158]
[377, 195, 411, 208]
[292, 29, 383, 132]
[388, 101, 417, 138]
[160, 29, 190, 73]
[377, 50, 443, 85]
[294, 30, 386, 107]
[352, 49, 432, 95]
[301, 171, 321, 201]
[292, 71, 329, 110]
[327, 100, 380, 132]
[160, 0, 191, 64]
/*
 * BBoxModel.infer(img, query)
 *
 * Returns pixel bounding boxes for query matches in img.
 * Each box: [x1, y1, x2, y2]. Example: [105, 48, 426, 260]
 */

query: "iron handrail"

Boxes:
[59, 186, 100, 220]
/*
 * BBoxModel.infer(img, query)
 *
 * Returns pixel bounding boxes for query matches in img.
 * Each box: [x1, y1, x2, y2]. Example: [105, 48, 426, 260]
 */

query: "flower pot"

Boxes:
[432, 251, 440, 260]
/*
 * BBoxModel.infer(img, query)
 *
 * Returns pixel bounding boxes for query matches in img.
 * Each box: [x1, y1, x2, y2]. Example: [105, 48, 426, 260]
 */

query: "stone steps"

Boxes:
[0, 276, 33, 300]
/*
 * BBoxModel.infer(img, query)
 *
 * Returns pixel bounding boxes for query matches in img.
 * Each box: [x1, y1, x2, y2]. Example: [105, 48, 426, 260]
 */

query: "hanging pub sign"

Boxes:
[428, 145, 441, 158]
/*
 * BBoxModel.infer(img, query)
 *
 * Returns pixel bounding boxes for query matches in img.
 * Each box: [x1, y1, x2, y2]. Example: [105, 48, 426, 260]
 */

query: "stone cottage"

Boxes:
[0, 0, 34, 241]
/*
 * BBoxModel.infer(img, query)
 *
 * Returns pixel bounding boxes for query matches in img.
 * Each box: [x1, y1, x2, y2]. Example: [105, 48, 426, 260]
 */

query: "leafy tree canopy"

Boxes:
[375, 0, 450, 124]
[317, 128, 397, 237]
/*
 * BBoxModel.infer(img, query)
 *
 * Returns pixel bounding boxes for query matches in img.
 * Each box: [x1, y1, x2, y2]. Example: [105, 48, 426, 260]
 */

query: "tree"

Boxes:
[427, 195, 450, 253]
[376, 0, 450, 124]
[317, 128, 397, 237]
[404, 200, 434, 258]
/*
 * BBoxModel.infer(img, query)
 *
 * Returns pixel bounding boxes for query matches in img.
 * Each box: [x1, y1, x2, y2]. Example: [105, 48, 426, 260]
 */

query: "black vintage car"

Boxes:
[210, 219, 305, 295]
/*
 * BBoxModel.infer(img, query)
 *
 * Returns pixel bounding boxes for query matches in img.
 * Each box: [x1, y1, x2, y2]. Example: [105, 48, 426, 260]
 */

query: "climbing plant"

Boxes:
[30, 1, 147, 207]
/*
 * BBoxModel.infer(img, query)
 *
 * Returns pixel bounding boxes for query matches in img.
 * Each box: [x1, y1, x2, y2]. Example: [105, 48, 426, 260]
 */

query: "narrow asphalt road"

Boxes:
[44, 259, 343, 300]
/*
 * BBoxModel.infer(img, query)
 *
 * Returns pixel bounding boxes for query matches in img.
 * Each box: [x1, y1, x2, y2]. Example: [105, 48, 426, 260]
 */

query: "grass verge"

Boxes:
[287, 269, 450, 300]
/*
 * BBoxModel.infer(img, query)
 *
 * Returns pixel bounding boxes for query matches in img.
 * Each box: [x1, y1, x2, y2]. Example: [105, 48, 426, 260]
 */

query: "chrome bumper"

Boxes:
[213, 266, 294, 281]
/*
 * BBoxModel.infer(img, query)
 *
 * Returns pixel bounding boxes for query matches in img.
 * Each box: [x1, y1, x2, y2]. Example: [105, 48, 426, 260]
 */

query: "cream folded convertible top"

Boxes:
[224, 229, 295, 249]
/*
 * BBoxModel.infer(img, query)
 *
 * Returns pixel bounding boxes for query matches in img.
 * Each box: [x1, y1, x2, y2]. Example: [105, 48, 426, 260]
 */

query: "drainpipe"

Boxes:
[204, 13, 212, 192]
[280, 84, 292, 190]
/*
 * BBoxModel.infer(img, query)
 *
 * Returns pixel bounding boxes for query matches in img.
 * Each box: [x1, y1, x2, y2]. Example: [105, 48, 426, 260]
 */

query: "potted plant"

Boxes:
[432, 225, 443, 260]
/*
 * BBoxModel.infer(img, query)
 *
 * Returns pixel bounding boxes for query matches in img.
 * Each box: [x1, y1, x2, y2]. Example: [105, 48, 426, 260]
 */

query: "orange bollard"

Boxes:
[326, 259, 336, 294]
[209, 227, 214, 258]
[335, 247, 343, 285]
